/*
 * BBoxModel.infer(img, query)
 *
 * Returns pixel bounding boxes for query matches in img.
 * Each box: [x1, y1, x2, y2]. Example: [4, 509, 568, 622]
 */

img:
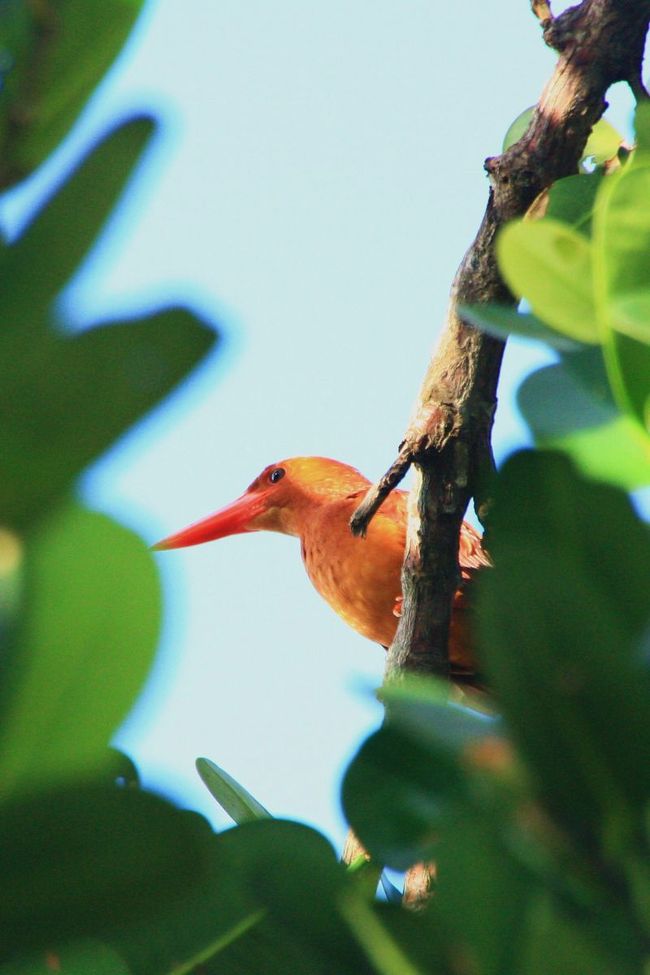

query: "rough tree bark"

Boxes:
[345, 0, 650, 902]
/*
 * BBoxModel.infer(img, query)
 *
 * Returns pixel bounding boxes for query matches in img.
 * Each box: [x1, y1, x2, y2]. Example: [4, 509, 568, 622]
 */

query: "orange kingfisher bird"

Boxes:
[154, 457, 490, 687]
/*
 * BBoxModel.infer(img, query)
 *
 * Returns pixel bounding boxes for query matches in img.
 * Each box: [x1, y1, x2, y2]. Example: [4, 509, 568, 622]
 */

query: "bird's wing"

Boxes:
[459, 520, 491, 579]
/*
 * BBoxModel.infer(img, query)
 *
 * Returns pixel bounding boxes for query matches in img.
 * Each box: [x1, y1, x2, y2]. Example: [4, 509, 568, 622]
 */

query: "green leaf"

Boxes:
[343, 724, 466, 870]
[342, 681, 488, 870]
[107, 819, 377, 975]
[584, 117, 622, 164]
[502, 107, 534, 151]
[0, 942, 132, 975]
[633, 101, 650, 153]
[344, 681, 536, 975]
[520, 893, 639, 975]
[478, 451, 650, 853]
[434, 809, 535, 975]
[193, 821, 374, 975]
[0, 116, 218, 531]
[0, 783, 213, 958]
[107, 748, 141, 790]
[339, 893, 426, 975]
[0, 2, 33, 180]
[343, 680, 512, 873]
[0, 526, 23, 639]
[0, 117, 156, 320]
[0, 0, 146, 183]
[596, 160, 650, 327]
[545, 172, 605, 237]
[497, 218, 598, 343]
[0, 503, 161, 794]
[460, 302, 581, 350]
[517, 358, 650, 489]
[608, 289, 650, 344]
[605, 331, 650, 432]
[196, 757, 272, 824]
[594, 158, 650, 424]
[502, 109, 621, 166]
[381, 677, 501, 753]
[0, 306, 217, 530]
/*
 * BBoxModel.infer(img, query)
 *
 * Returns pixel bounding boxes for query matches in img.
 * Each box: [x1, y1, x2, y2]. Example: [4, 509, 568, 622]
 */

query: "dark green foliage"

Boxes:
[343, 452, 650, 975]
[0, 0, 146, 185]
[0, 784, 213, 956]
[478, 451, 650, 862]
[517, 348, 650, 490]
[0, 504, 161, 792]
[0, 117, 216, 530]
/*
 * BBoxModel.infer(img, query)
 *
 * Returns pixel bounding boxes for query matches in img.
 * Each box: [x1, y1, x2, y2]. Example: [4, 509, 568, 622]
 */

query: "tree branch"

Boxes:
[351, 0, 650, 683]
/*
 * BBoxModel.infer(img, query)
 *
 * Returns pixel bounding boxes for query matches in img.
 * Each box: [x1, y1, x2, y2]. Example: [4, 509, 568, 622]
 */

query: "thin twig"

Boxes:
[531, 0, 553, 27]
[349, 447, 412, 537]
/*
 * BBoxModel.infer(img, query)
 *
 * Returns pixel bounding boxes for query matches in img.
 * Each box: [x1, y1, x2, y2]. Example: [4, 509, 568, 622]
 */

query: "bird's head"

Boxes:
[153, 456, 369, 550]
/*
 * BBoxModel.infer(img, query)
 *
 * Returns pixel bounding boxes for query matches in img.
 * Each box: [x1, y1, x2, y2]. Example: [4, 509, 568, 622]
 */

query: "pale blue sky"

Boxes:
[5, 2, 636, 843]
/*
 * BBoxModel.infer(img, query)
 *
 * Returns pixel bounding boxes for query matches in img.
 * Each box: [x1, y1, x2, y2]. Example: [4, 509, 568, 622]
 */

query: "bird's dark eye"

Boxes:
[269, 467, 285, 484]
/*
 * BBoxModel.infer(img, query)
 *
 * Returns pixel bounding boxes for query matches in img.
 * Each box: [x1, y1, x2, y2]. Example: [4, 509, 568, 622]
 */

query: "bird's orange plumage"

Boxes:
[155, 457, 490, 684]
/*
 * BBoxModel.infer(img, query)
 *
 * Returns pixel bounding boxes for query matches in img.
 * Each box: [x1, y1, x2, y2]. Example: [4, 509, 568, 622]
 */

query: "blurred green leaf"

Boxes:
[108, 818, 266, 975]
[502, 107, 534, 151]
[597, 160, 650, 343]
[182, 821, 375, 975]
[339, 892, 426, 975]
[545, 172, 604, 237]
[0, 2, 33, 178]
[602, 331, 650, 433]
[593, 157, 650, 426]
[1, 942, 131, 975]
[0, 116, 156, 319]
[343, 725, 464, 870]
[196, 757, 272, 824]
[0, 526, 23, 639]
[107, 819, 378, 975]
[434, 810, 535, 975]
[460, 302, 580, 349]
[583, 117, 622, 164]
[107, 748, 141, 790]
[497, 219, 598, 343]
[0, 0, 146, 184]
[502, 109, 621, 165]
[231, 821, 371, 971]
[0, 117, 218, 530]
[343, 681, 514, 873]
[0, 783, 212, 958]
[608, 289, 650, 344]
[346, 857, 383, 902]
[0, 306, 216, 530]
[382, 677, 501, 753]
[633, 101, 650, 153]
[520, 893, 634, 975]
[373, 906, 455, 975]
[478, 451, 650, 855]
[518, 357, 650, 489]
[0, 503, 160, 793]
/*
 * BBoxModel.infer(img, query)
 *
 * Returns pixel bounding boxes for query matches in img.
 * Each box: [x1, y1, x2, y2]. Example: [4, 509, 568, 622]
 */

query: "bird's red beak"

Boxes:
[152, 490, 268, 551]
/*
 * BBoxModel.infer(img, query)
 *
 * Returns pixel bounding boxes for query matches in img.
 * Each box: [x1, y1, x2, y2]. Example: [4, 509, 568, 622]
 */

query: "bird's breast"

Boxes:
[299, 504, 403, 646]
